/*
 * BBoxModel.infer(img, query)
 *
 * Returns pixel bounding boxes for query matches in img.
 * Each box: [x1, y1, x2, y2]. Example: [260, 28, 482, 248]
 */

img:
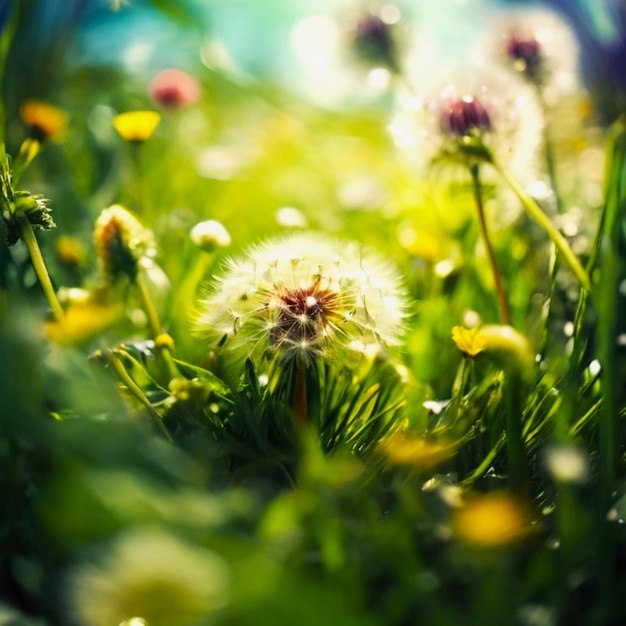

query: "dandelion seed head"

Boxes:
[197, 233, 407, 369]
[390, 65, 542, 184]
[68, 527, 231, 626]
[484, 8, 581, 98]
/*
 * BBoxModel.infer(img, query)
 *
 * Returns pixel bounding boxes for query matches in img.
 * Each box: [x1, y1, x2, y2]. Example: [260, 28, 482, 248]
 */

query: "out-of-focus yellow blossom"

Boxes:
[379, 432, 456, 471]
[55, 235, 86, 267]
[478, 324, 534, 374]
[45, 297, 119, 346]
[452, 325, 486, 358]
[113, 110, 161, 142]
[452, 491, 535, 548]
[398, 225, 442, 262]
[19, 99, 68, 142]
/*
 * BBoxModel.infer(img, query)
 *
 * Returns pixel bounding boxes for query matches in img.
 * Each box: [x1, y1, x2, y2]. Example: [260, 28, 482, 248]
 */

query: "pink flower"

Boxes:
[148, 68, 201, 109]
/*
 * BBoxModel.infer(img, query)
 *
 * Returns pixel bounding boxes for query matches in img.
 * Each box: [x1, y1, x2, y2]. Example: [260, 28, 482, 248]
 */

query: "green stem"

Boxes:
[493, 162, 592, 293]
[293, 364, 308, 423]
[15, 212, 63, 320]
[135, 273, 180, 381]
[109, 351, 173, 442]
[504, 370, 530, 497]
[136, 274, 161, 338]
[470, 164, 509, 325]
[460, 431, 506, 489]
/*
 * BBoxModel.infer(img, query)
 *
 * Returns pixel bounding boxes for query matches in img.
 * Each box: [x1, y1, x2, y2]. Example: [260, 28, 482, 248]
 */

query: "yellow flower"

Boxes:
[478, 324, 533, 375]
[45, 297, 120, 346]
[55, 235, 86, 267]
[452, 325, 486, 358]
[378, 432, 455, 471]
[19, 99, 68, 142]
[113, 110, 161, 142]
[451, 491, 535, 548]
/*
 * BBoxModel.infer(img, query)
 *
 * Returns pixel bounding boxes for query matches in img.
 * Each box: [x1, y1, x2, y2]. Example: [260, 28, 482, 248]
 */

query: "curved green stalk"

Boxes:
[136, 273, 181, 382]
[470, 164, 510, 325]
[108, 350, 173, 442]
[16, 212, 64, 320]
[493, 162, 591, 293]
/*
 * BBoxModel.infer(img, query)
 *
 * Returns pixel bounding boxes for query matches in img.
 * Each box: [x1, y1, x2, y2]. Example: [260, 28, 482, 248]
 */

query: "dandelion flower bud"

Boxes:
[190, 219, 231, 252]
[94, 204, 155, 283]
[197, 233, 407, 370]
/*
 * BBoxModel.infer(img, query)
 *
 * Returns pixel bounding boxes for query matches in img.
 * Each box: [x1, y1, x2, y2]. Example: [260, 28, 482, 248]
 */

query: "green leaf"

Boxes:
[174, 358, 232, 399]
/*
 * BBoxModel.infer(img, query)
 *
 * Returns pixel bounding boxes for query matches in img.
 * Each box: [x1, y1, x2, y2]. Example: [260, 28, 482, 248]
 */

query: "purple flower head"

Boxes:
[440, 95, 493, 138]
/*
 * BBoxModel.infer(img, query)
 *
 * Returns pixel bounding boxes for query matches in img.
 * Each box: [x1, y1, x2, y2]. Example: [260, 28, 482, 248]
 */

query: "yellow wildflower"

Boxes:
[55, 235, 86, 267]
[19, 99, 68, 142]
[452, 325, 486, 358]
[45, 297, 119, 346]
[113, 110, 161, 142]
[451, 491, 535, 548]
[379, 432, 455, 471]
[478, 324, 534, 375]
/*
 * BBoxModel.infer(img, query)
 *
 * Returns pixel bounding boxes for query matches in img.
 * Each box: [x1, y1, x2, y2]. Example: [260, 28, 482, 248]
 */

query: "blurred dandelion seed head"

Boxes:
[190, 219, 231, 252]
[348, 11, 399, 72]
[543, 443, 589, 484]
[68, 527, 231, 626]
[197, 233, 407, 369]
[489, 8, 581, 98]
[389, 66, 542, 182]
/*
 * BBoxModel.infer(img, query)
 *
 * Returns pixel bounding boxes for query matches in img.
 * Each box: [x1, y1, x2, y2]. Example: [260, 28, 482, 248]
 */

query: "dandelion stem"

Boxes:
[108, 350, 173, 442]
[136, 274, 181, 382]
[293, 364, 308, 423]
[136, 274, 162, 339]
[469, 164, 510, 325]
[15, 211, 64, 320]
[493, 162, 592, 293]
[503, 369, 530, 497]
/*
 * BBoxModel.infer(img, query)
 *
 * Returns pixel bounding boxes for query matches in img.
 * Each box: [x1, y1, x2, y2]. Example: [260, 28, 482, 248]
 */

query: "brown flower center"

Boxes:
[440, 95, 492, 138]
[267, 281, 341, 358]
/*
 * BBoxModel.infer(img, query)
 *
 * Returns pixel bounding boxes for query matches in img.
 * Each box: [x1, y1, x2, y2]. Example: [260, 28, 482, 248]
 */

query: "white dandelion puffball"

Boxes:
[69, 527, 231, 626]
[485, 7, 581, 102]
[389, 65, 543, 184]
[197, 233, 408, 368]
